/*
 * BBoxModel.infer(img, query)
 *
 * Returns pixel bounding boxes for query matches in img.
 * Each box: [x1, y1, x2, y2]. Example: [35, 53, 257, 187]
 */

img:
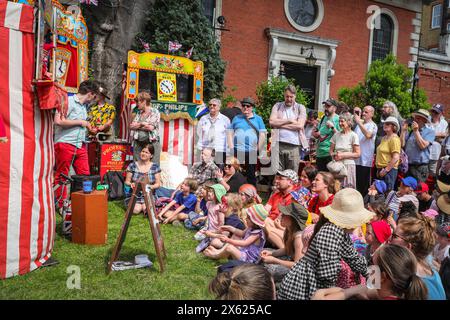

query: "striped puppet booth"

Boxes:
[0, 1, 55, 279]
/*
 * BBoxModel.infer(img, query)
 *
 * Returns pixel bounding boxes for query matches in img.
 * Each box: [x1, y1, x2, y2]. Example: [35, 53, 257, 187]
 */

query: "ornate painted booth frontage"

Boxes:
[125, 51, 204, 165]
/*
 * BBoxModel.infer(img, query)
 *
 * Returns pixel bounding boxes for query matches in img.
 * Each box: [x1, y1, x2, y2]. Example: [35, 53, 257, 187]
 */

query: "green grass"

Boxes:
[0, 201, 222, 300]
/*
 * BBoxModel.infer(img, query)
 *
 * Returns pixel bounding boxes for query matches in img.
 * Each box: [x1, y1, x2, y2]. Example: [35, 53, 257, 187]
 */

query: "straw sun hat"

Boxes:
[319, 188, 375, 229]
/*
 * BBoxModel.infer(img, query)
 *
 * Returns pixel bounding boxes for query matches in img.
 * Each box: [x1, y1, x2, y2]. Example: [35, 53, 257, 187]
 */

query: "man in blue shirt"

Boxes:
[227, 97, 266, 186]
[54, 80, 99, 208]
[400, 109, 436, 182]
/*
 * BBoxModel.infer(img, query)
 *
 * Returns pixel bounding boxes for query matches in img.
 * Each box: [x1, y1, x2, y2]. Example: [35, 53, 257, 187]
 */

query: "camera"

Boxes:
[406, 119, 414, 127]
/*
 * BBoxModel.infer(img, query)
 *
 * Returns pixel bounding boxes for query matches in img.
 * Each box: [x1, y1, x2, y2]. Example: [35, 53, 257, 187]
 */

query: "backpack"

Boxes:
[104, 171, 125, 201]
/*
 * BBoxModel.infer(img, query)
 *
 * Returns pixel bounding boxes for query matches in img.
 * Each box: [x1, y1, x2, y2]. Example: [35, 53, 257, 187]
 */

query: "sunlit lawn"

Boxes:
[1, 201, 221, 300]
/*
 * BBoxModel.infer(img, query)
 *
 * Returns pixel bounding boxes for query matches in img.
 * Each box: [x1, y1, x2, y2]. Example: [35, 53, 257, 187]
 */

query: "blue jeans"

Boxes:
[154, 187, 175, 199]
[380, 168, 398, 191]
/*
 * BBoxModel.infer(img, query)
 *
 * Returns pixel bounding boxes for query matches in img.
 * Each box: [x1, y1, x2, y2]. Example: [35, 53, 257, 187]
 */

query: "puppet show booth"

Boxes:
[124, 50, 204, 187]
[0, 0, 90, 279]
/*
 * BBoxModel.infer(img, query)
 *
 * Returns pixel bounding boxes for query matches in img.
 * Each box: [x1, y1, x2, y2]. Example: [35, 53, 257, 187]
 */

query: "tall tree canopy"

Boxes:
[137, 0, 226, 101]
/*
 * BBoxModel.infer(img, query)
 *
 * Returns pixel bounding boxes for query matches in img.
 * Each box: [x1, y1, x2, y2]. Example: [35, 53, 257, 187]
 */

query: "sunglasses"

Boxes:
[242, 104, 253, 108]
[390, 232, 409, 243]
[224, 164, 232, 169]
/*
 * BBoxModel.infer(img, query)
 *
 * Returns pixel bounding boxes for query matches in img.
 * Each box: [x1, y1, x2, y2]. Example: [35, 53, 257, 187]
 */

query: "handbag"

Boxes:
[327, 160, 347, 178]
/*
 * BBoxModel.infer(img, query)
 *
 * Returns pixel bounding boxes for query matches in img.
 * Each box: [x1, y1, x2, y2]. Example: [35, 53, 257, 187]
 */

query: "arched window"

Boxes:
[371, 14, 394, 62]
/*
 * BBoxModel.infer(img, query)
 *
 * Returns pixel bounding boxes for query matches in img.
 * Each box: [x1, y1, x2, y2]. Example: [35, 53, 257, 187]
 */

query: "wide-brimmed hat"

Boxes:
[241, 97, 255, 107]
[209, 184, 227, 203]
[437, 194, 450, 215]
[432, 104, 444, 114]
[279, 202, 308, 231]
[276, 169, 299, 184]
[437, 178, 450, 193]
[245, 204, 268, 227]
[98, 86, 110, 100]
[319, 188, 374, 229]
[411, 109, 431, 123]
[382, 116, 400, 132]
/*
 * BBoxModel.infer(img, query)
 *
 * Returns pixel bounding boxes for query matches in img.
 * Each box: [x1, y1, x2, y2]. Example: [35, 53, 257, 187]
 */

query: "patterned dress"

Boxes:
[277, 222, 368, 300]
[125, 161, 161, 205]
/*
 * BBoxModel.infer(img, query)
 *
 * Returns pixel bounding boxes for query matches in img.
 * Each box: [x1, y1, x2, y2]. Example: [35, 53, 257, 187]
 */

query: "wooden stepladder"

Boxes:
[107, 177, 167, 273]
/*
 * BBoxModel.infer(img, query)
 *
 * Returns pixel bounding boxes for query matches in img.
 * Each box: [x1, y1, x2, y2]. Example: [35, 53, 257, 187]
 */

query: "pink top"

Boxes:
[206, 201, 224, 232]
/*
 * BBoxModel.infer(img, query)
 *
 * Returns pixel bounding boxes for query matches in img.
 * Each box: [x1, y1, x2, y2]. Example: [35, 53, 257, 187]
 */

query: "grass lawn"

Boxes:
[0, 201, 222, 300]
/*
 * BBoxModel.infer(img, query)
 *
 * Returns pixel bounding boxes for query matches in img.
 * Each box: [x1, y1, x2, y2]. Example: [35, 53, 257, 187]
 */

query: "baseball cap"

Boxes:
[374, 180, 387, 194]
[322, 98, 339, 108]
[415, 182, 429, 194]
[401, 176, 418, 190]
[431, 104, 444, 114]
[276, 169, 299, 184]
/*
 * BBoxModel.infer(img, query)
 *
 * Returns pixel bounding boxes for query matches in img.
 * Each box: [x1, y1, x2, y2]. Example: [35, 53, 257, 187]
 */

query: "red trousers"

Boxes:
[54, 142, 90, 207]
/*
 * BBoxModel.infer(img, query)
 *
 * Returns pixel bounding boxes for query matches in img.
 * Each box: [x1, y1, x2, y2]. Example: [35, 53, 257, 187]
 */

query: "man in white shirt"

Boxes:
[196, 98, 230, 164]
[430, 104, 448, 177]
[354, 105, 378, 197]
[269, 85, 307, 174]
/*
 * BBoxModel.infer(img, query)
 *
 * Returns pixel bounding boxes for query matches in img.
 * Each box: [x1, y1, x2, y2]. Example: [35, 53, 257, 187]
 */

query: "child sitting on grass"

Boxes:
[195, 184, 227, 251]
[207, 193, 246, 249]
[203, 204, 268, 264]
[158, 178, 198, 225]
[184, 181, 215, 231]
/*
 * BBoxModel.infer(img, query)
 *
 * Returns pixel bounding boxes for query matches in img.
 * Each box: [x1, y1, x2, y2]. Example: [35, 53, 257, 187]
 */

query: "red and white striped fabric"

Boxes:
[0, 1, 55, 279]
[160, 119, 195, 165]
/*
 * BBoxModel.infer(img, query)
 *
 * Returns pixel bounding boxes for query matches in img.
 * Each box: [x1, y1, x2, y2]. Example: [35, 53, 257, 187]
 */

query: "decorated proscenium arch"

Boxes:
[52, 1, 89, 92]
[125, 51, 204, 165]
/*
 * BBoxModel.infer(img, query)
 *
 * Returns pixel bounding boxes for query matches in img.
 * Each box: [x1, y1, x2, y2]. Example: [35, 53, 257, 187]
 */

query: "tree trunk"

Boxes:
[82, 0, 154, 109]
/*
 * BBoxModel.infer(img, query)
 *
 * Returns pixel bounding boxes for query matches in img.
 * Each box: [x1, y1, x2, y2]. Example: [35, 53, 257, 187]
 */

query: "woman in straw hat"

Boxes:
[203, 204, 267, 263]
[277, 188, 374, 300]
[260, 202, 309, 283]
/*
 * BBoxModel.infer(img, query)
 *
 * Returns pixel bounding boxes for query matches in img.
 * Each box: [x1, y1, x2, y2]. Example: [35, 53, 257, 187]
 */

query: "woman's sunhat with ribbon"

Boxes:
[245, 204, 268, 228]
[320, 188, 375, 229]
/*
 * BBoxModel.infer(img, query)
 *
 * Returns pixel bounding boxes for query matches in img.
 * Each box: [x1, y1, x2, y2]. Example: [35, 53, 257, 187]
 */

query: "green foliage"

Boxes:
[221, 86, 238, 108]
[136, 0, 225, 101]
[338, 54, 430, 118]
[256, 76, 311, 129]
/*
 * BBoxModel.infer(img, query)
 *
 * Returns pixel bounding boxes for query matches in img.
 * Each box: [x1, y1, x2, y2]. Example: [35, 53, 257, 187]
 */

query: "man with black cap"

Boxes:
[87, 86, 116, 141]
[312, 98, 341, 171]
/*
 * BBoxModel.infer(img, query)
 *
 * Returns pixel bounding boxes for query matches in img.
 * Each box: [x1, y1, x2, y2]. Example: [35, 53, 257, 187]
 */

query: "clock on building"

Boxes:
[159, 78, 175, 94]
[285, 0, 324, 32]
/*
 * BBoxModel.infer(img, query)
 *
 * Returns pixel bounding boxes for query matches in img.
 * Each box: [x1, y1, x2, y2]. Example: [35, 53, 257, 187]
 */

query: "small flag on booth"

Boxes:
[139, 38, 150, 52]
[185, 47, 194, 59]
[168, 41, 182, 53]
[80, 0, 98, 5]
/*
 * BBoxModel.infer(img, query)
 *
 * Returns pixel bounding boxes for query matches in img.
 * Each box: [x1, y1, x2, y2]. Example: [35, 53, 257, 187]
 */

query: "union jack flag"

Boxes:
[185, 47, 194, 59]
[138, 37, 150, 52]
[168, 40, 182, 53]
[80, 0, 98, 5]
